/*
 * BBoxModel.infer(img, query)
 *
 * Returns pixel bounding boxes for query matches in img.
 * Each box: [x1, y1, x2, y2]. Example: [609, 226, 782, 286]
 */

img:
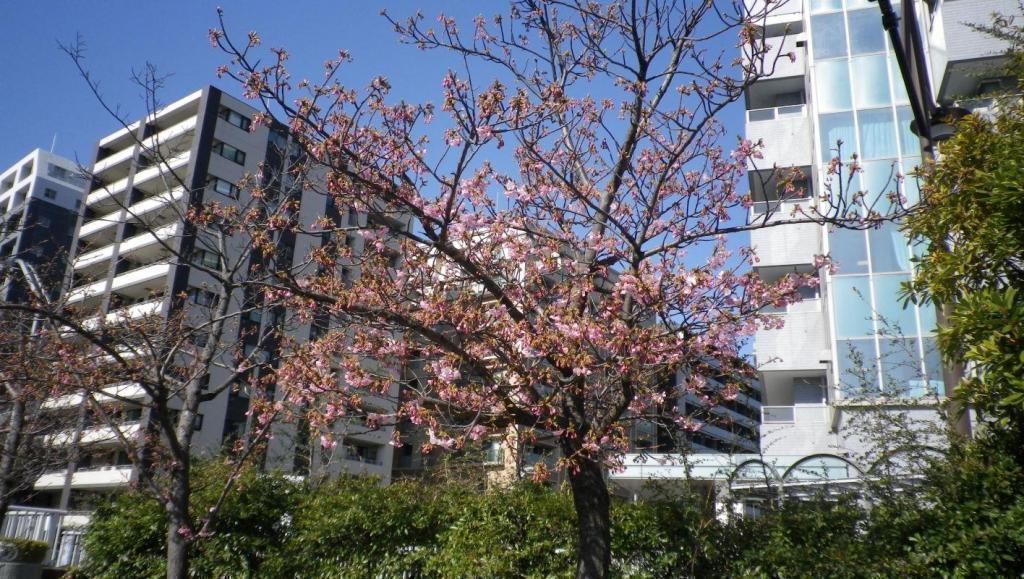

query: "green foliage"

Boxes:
[610, 487, 728, 578]
[80, 492, 165, 578]
[79, 447, 1024, 578]
[903, 13, 1024, 428]
[80, 462, 300, 578]
[264, 476, 455, 578]
[0, 537, 49, 564]
[426, 483, 577, 578]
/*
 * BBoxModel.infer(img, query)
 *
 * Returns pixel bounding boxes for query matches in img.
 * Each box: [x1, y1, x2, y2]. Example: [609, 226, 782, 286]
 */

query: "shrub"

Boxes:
[0, 537, 49, 564]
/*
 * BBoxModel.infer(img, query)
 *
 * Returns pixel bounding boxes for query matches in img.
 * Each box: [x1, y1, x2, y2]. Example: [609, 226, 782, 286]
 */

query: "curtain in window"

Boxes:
[819, 112, 856, 160]
[857, 108, 898, 158]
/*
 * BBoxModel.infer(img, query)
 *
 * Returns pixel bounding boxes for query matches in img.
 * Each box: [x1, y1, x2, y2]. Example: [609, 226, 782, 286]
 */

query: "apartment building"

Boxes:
[32, 86, 396, 507]
[0, 149, 86, 302]
[610, 0, 1019, 501]
[747, 0, 1018, 458]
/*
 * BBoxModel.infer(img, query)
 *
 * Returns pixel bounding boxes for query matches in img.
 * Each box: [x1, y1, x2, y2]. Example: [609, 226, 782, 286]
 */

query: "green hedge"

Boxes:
[79, 440, 1024, 578]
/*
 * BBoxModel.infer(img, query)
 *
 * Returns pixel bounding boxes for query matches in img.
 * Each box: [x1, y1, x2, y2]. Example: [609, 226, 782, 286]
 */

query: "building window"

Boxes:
[189, 330, 210, 348]
[188, 287, 219, 307]
[345, 443, 380, 464]
[191, 248, 220, 269]
[212, 140, 247, 165]
[43, 188, 58, 200]
[218, 106, 252, 131]
[208, 176, 240, 199]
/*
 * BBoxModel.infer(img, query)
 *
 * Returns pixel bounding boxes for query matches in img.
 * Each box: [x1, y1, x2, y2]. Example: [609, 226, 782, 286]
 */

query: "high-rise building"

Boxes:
[747, 0, 1019, 457]
[610, 0, 1019, 500]
[0, 149, 86, 302]
[32, 86, 396, 508]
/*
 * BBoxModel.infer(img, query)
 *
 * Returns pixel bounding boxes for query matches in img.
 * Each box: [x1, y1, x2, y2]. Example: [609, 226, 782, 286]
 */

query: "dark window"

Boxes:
[212, 140, 247, 165]
[43, 188, 58, 200]
[218, 106, 252, 131]
[191, 248, 221, 269]
[208, 176, 240, 199]
[188, 287, 219, 307]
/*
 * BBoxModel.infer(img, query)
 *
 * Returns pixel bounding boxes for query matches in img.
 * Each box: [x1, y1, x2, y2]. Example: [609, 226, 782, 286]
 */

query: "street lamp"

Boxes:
[871, 0, 972, 437]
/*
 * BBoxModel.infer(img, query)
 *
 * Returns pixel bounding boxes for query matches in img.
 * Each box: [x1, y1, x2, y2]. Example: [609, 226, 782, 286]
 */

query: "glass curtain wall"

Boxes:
[809, 0, 941, 398]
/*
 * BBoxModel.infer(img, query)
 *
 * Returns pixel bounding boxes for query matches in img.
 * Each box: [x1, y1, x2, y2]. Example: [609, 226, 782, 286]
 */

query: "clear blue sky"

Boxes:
[0, 1, 747, 171]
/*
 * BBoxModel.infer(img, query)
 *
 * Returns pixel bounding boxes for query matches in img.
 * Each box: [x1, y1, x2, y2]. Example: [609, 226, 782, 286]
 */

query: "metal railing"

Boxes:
[1, 506, 88, 567]
[746, 103, 806, 123]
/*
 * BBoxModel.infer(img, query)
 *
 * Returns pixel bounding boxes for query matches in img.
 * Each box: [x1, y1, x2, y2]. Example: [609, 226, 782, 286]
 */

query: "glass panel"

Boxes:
[833, 275, 875, 338]
[901, 157, 923, 206]
[889, 56, 909, 103]
[879, 337, 924, 395]
[829, 227, 869, 274]
[749, 108, 775, 122]
[847, 9, 887, 54]
[819, 112, 856, 161]
[815, 60, 853, 112]
[810, 0, 844, 13]
[896, 106, 920, 155]
[852, 54, 891, 108]
[811, 13, 848, 59]
[869, 222, 911, 273]
[836, 338, 879, 396]
[921, 337, 945, 394]
[857, 108, 898, 159]
[860, 159, 901, 214]
[917, 300, 938, 334]
[872, 274, 916, 336]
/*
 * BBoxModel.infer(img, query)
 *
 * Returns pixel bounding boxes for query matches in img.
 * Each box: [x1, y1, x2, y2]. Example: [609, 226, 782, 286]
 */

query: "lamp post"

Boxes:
[871, 0, 971, 436]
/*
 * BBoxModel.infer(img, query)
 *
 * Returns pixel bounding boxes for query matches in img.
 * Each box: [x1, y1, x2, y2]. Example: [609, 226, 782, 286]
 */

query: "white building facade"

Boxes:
[750, 0, 1019, 458]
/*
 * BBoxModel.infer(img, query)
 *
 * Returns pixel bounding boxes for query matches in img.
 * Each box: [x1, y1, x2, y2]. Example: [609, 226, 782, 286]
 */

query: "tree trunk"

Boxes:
[567, 456, 611, 579]
[165, 458, 190, 579]
[0, 396, 27, 527]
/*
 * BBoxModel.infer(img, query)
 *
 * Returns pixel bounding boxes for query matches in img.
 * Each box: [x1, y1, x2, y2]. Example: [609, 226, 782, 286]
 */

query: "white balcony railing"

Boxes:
[79, 187, 186, 240]
[35, 466, 133, 491]
[761, 405, 794, 423]
[43, 382, 148, 410]
[746, 103, 805, 123]
[745, 109, 813, 169]
[756, 307, 829, 371]
[110, 260, 173, 293]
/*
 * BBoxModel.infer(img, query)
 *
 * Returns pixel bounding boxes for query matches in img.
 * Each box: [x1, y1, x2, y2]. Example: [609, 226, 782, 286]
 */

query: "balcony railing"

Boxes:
[1, 506, 89, 567]
[746, 103, 806, 123]
[761, 406, 795, 423]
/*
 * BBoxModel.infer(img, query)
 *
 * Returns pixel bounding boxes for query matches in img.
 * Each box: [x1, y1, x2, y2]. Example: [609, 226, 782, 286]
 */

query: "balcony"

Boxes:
[746, 0, 801, 27]
[43, 382, 148, 411]
[144, 116, 197, 160]
[755, 300, 830, 372]
[760, 404, 831, 455]
[46, 422, 141, 448]
[746, 104, 813, 169]
[131, 152, 190, 195]
[34, 466, 133, 491]
[79, 187, 186, 242]
[938, 0, 1019, 98]
[76, 297, 164, 332]
[749, 203, 822, 268]
[86, 152, 189, 212]
[66, 278, 107, 305]
[747, 33, 806, 81]
[91, 145, 135, 181]
[110, 260, 173, 298]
